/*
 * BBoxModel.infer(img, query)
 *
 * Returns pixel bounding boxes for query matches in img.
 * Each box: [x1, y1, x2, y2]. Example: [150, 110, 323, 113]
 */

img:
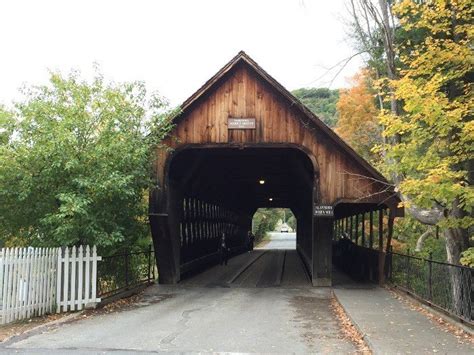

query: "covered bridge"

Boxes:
[149, 51, 402, 286]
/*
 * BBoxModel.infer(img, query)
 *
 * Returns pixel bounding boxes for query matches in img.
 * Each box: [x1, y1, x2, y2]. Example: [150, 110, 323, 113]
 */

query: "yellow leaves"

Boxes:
[461, 120, 474, 144]
[335, 69, 381, 161]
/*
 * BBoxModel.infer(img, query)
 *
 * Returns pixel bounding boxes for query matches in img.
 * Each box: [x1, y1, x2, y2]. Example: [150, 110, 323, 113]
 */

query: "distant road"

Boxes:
[259, 232, 296, 249]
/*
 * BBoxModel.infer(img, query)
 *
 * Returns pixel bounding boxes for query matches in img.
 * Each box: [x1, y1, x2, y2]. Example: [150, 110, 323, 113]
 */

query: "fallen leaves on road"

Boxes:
[330, 297, 372, 354]
[387, 288, 473, 345]
[0, 313, 66, 342]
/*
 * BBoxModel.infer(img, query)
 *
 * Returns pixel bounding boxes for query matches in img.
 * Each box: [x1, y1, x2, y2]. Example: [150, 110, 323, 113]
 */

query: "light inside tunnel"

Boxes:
[259, 179, 265, 185]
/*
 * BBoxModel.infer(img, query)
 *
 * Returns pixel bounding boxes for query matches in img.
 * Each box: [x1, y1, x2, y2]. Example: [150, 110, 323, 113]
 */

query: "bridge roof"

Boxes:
[174, 51, 389, 185]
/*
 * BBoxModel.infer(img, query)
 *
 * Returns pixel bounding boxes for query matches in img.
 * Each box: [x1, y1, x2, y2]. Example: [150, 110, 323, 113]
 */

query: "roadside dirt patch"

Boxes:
[0, 313, 67, 342]
[330, 296, 371, 354]
[79, 290, 174, 320]
[1, 289, 174, 343]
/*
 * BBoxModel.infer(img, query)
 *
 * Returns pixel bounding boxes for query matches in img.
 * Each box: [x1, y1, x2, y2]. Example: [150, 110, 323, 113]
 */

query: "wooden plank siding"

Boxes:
[155, 63, 386, 205]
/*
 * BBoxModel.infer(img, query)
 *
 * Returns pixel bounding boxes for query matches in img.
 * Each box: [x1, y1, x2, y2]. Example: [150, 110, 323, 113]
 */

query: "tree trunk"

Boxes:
[444, 201, 470, 317]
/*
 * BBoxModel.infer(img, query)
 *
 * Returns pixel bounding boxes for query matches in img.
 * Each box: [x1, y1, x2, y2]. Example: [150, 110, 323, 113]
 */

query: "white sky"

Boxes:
[0, 0, 362, 107]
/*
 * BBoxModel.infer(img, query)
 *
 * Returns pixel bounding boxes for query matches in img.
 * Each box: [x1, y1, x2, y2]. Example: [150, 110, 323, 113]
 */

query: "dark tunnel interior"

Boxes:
[166, 147, 316, 271]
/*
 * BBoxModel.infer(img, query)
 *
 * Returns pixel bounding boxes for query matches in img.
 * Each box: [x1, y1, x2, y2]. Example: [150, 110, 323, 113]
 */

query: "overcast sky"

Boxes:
[0, 0, 362, 107]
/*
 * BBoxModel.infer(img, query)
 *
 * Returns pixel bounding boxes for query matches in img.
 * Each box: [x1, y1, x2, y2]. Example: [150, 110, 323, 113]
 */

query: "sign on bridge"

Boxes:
[314, 205, 334, 217]
[228, 117, 256, 129]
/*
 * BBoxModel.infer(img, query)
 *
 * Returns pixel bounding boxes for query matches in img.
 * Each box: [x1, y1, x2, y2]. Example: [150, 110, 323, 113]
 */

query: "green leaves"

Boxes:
[291, 88, 339, 127]
[380, 0, 474, 230]
[0, 69, 173, 252]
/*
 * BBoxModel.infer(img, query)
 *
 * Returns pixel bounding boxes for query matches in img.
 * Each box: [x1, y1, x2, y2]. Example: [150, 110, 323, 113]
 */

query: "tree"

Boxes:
[380, 0, 473, 265]
[345, 0, 473, 266]
[0, 70, 174, 253]
[335, 69, 382, 163]
[252, 208, 295, 242]
[292, 88, 339, 127]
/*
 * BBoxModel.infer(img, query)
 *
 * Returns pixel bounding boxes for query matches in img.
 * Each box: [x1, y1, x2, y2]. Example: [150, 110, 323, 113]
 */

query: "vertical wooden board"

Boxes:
[209, 89, 217, 143]
[336, 153, 343, 198]
[268, 89, 275, 142]
[264, 89, 271, 142]
[223, 78, 232, 143]
[203, 95, 211, 143]
[77, 246, 84, 310]
[2, 248, 13, 324]
[18, 248, 26, 320]
[39, 249, 46, 315]
[85, 246, 91, 303]
[56, 248, 62, 313]
[3, 249, 11, 323]
[42, 248, 48, 315]
[63, 248, 69, 313]
[11, 248, 19, 322]
[25, 248, 32, 318]
[44, 249, 50, 314]
[33, 249, 40, 316]
[255, 80, 264, 142]
[50, 248, 56, 313]
[0, 249, 4, 321]
[70, 246, 76, 311]
[245, 68, 256, 143]
[217, 79, 224, 143]
[92, 246, 98, 302]
[237, 68, 246, 143]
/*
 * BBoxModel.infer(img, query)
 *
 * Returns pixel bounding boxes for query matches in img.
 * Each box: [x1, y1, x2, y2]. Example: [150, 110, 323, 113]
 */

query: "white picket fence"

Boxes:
[0, 245, 101, 324]
[56, 245, 101, 313]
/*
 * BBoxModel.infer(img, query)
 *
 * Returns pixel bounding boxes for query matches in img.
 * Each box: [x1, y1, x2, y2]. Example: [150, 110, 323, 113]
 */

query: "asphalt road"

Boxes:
[3, 286, 355, 354]
[260, 232, 296, 249]
[1, 233, 356, 354]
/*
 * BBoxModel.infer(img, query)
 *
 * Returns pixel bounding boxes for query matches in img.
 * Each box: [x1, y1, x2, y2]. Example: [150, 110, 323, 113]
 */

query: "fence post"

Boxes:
[147, 244, 152, 283]
[0, 248, 4, 322]
[125, 252, 129, 288]
[428, 252, 433, 302]
[406, 248, 410, 289]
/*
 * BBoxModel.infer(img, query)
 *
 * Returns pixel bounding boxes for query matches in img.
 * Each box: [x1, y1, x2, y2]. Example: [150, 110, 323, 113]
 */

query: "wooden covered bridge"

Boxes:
[149, 51, 403, 286]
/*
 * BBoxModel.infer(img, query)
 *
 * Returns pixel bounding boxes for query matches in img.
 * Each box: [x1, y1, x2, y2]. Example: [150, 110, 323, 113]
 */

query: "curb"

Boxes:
[332, 289, 375, 354]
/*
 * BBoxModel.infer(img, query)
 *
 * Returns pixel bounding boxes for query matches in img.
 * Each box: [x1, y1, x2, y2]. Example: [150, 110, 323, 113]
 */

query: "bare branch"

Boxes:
[415, 227, 434, 252]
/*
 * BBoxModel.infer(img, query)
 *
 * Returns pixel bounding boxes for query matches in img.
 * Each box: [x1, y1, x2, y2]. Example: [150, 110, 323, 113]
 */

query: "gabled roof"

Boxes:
[175, 50, 389, 184]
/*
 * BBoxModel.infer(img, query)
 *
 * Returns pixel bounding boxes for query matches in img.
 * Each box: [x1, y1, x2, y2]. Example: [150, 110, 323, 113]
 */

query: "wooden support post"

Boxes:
[312, 216, 333, 286]
[378, 209, 384, 285]
[346, 217, 349, 236]
[384, 209, 395, 281]
[369, 211, 374, 249]
[361, 213, 366, 247]
[350, 216, 353, 241]
[149, 180, 182, 284]
[355, 214, 359, 245]
[149, 213, 178, 284]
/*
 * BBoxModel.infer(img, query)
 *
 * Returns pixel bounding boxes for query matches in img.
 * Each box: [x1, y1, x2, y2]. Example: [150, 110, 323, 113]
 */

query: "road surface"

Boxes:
[260, 231, 296, 249]
[2, 233, 356, 353]
[2, 233, 471, 354]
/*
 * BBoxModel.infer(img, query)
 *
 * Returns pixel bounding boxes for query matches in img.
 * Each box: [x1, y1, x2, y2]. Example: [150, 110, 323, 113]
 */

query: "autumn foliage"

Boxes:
[335, 70, 381, 163]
